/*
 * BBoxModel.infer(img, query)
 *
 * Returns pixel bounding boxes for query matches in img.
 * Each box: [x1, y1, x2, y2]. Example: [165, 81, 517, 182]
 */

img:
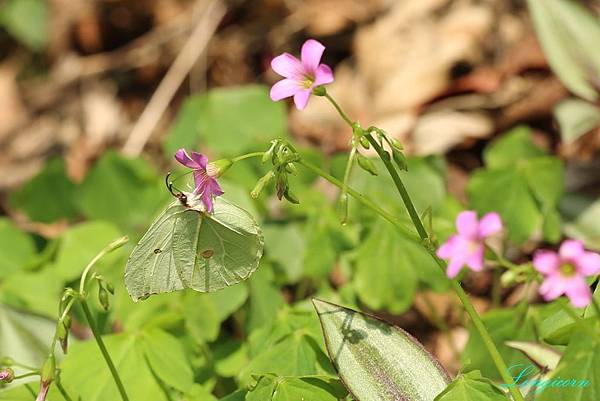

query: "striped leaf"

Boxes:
[313, 298, 451, 401]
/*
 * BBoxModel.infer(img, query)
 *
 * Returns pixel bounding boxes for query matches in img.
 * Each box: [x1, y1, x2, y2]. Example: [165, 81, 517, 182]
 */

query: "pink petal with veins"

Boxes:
[271, 53, 304, 79]
[301, 39, 325, 73]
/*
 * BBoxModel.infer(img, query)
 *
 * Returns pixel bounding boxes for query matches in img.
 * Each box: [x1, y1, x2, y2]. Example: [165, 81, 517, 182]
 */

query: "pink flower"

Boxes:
[270, 39, 334, 110]
[437, 211, 503, 278]
[534, 240, 600, 307]
[175, 149, 224, 213]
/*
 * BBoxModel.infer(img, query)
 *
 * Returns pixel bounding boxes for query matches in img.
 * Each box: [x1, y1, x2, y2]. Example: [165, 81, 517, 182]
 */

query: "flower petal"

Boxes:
[190, 152, 208, 169]
[559, 240, 585, 260]
[175, 148, 200, 169]
[201, 191, 214, 213]
[313, 64, 334, 86]
[576, 251, 600, 276]
[270, 78, 301, 101]
[301, 39, 325, 73]
[478, 212, 503, 238]
[293, 89, 312, 110]
[564, 277, 592, 307]
[533, 250, 560, 274]
[437, 235, 458, 259]
[446, 256, 466, 279]
[271, 53, 304, 79]
[539, 275, 566, 301]
[465, 244, 484, 272]
[456, 211, 479, 238]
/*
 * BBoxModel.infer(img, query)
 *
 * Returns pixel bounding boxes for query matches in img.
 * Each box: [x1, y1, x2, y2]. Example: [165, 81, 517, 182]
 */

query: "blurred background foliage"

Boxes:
[1, 0, 600, 400]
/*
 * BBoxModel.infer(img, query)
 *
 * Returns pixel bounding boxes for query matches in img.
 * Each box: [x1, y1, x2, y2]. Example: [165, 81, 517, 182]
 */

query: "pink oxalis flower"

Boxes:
[270, 39, 334, 110]
[175, 148, 224, 213]
[437, 211, 503, 279]
[533, 240, 600, 307]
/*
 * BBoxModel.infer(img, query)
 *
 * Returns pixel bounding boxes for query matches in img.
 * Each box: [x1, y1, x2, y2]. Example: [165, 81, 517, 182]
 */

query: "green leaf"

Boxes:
[0, 269, 64, 317]
[165, 85, 287, 156]
[263, 224, 305, 283]
[468, 129, 564, 244]
[313, 298, 451, 401]
[60, 329, 193, 401]
[0, 304, 56, 371]
[125, 197, 263, 301]
[0, 218, 36, 278]
[219, 390, 247, 401]
[554, 98, 600, 143]
[54, 221, 123, 281]
[505, 341, 562, 370]
[537, 320, 599, 401]
[353, 220, 420, 313]
[483, 126, 545, 169]
[527, 0, 600, 101]
[185, 384, 218, 401]
[184, 284, 248, 342]
[565, 199, 600, 251]
[0, 0, 47, 50]
[246, 374, 347, 401]
[462, 308, 537, 380]
[434, 371, 509, 401]
[246, 263, 285, 332]
[78, 151, 168, 232]
[212, 338, 248, 378]
[9, 158, 78, 223]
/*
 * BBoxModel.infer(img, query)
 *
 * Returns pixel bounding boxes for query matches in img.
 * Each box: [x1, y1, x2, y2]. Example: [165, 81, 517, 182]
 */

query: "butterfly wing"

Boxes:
[125, 202, 191, 301]
[173, 197, 264, 292]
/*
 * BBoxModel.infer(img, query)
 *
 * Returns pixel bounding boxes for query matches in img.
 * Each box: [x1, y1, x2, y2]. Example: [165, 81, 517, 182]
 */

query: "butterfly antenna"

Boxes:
[165, 172, 178, 197]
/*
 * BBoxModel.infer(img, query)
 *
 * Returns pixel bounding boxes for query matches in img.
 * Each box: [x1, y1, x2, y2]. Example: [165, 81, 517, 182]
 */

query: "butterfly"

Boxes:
[125, 175, 263, 301]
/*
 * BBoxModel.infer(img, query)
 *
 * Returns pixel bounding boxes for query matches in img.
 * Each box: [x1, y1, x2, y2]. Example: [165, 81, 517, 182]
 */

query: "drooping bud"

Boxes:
[58, 316, 71, 354]
[356, 154, 378, 176]
[338, 193, 349, 226]
[359, 136, 370, 149]
[262, 140, 278, 164]
[275, 173, 288, 201]
[285, 162, 297, 175]
[98, 285, 110, 311]
[106, 282, 115, 295]
[0, 368, 14, 383]
[251, 171, 275, 199]
[392, 148, 408, 171]
[283, 189, 300, 205]
[206, 158, 233, 178]
[312, 86, 327, 96]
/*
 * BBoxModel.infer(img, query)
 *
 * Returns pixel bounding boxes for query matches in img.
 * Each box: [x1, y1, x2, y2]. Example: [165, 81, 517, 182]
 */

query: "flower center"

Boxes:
[559, 263, 576, 277]
[301, 75, 315, 89]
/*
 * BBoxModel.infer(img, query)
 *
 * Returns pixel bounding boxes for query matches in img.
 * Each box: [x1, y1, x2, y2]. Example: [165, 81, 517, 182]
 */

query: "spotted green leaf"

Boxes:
[313, 299, 451, 401]
[125, 197, 263, 301]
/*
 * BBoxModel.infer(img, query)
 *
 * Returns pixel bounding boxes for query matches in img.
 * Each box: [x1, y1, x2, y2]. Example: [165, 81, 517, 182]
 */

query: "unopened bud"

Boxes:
[57, 318, 70, 354]
[98, 285, 110, 311]
[207, 159, 233, 178]
[389, 137, 404, 151]
[338, 193, 349, 226]
[359, 136, 370, 149]
[312, 86, 327, 96]
[251, 171, 275, 199]
[275, 173, 288, 200]
[262, 141, 278, 164]
[501, 270, 518, 287]
[285, 163, 297, 175]
[392, 149, 408, 171]
[0, 368, 14, 383]
[357, 154, 378, 176]
[106, 282, 115, 295]
[283, 189, 300, 204]
[41, 355, 55, 384]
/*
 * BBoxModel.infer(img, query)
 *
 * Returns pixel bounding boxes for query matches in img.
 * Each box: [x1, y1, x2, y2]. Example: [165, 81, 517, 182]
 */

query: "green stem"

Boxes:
[365, 133, 524, 400]
[25, 384, 36, 400]
[13, 372, 39, 380]
[79, 236, 128, 295]
[324, 93, 353, 126]
[56, 380, 75, 401]
[232, 152, 265, 162]
[297, 159, 417, 239]
[80, 299, 129, 401]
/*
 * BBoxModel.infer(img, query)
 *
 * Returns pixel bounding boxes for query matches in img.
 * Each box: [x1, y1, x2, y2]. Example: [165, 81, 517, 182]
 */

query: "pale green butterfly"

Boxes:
[125, 176, 263, 301]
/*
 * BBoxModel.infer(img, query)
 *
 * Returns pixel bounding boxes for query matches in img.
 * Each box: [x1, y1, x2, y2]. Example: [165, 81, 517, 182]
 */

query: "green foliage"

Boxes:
[165, 85, 288, 156]
[554, 98, 600, 143]
[565, 198, 600, 250]
[434, 371, 510, 401]
[528, 0, 600, 101]
[59, 329, 193, 401]
[0, 218, 35, 278]
[468, 127, 564, 244]
[0, 0, 48, 50]
[246, 374, 347, 401]
[313, 299, 451, 401]
[9, 158, 78, 223]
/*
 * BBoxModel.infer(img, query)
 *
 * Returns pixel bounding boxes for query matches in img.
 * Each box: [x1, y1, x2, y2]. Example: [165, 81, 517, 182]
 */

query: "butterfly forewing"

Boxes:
[124, 202, 189, 301]
[172, 197, 264, 292]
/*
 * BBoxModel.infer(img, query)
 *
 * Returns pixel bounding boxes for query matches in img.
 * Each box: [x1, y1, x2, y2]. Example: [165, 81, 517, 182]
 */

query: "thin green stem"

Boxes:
[324, 93, 353, 126]
[13, 372, 40, 380]
[364, 132, 526, 401]
[80, 299, 129, 401]
[25, 384, 36, 400]
[232, 152, 265, 162]
[79, 236, 128, 295]
[297, 159, 417, 240]
[56, 380, 75, 401]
